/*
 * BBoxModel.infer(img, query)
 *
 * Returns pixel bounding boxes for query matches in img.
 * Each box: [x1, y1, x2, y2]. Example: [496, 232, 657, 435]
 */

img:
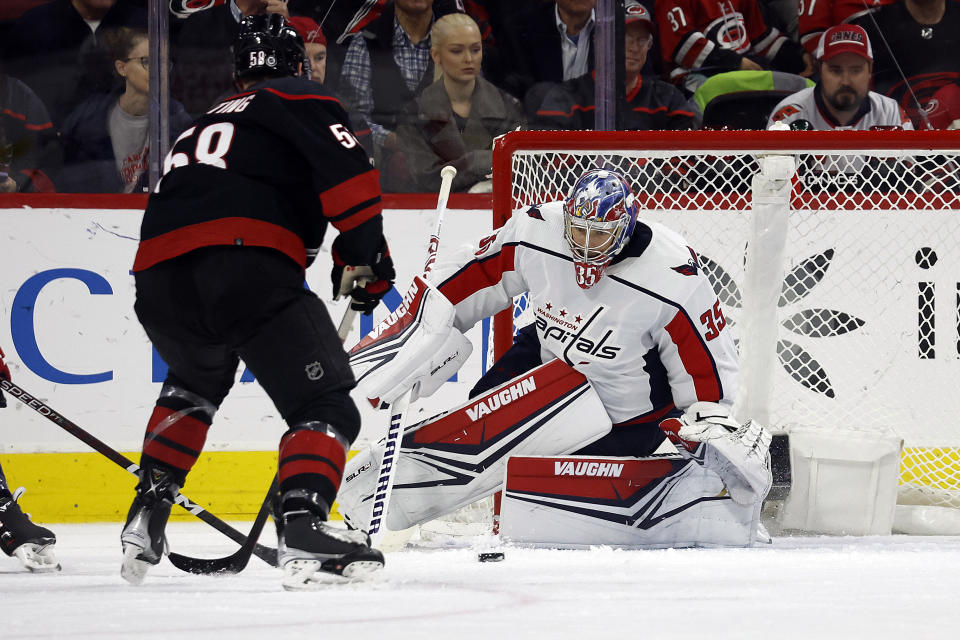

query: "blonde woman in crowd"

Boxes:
[390, 13, 524, 193]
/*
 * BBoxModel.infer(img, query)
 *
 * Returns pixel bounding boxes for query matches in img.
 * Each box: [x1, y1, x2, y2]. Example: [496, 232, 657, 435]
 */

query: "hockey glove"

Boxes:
[660, 402, 772, 505]
[331, 237, 396, 315]
[0, 345, 9, 408]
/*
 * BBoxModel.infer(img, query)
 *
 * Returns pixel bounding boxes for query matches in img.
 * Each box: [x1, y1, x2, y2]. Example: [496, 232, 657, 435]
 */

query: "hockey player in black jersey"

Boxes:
[0, 346, 59, 572]
[122, 14, 393, 589]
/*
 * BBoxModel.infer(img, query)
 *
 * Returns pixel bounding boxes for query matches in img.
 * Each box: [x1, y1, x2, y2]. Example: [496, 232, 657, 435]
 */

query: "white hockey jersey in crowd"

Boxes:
[766, 86, 913, 130]
[432, 201, 739, 425]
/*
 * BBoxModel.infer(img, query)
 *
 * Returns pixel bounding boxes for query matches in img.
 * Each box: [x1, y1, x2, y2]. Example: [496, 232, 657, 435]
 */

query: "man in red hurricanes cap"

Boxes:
[767, 24, 912, 130]
[287, 15, 328, 84]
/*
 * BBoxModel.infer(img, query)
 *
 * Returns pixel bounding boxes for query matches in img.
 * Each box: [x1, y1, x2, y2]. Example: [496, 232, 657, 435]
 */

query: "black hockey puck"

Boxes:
[478, 552, 505, 563]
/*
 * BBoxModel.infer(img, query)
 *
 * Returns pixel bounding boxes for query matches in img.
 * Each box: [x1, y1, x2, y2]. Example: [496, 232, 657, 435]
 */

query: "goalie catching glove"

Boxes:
[331, 235, 395, 315]
[660, 402, 773, 505]
[349, 276, 471, 407]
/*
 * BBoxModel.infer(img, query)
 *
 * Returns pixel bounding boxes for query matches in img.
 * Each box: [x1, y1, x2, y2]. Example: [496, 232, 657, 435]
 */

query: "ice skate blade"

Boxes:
[120, 543, 150, 585]
[13, 544, 61, 573]
[281, 556, 384, 590]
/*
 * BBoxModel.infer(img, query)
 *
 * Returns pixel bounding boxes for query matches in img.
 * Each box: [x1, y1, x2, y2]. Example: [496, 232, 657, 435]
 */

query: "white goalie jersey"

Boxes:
[432, 202, 739, 423]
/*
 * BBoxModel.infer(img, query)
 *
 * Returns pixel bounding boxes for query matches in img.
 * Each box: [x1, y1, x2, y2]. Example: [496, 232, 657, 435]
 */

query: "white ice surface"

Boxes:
[3, 523, 960, 639]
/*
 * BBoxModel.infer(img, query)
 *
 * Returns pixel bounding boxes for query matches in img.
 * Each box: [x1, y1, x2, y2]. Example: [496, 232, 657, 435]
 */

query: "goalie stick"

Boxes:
[166, 306, 361, 574]
[0, 377, 279, 568]
[366, 164, 457, 547]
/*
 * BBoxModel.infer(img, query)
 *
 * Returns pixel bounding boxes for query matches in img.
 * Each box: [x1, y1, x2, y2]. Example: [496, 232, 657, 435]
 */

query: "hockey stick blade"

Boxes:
[0, 377, 279, 567]
[168, 475, 279, 574]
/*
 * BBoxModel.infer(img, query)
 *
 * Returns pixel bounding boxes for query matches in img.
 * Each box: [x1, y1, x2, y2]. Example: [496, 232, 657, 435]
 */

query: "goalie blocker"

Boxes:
[338, 360, 773, 547]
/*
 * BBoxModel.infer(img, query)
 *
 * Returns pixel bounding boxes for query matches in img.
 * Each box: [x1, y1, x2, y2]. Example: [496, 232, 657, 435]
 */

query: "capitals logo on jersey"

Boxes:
[671, 247, 701, 276]
[534, 305, 623, 364]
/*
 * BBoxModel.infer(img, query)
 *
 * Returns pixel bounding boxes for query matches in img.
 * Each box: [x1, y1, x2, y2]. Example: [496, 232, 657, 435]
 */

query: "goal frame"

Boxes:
[490, 129, 960, 358]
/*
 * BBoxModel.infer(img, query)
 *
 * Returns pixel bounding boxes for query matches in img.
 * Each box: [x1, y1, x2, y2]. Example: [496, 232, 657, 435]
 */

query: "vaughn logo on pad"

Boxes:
[554, 461, 625, 477]
[465, 375, 537, 421]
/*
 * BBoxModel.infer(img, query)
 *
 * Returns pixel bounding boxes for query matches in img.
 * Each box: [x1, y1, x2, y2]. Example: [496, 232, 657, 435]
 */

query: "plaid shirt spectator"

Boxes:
[340, 16, 433, 147]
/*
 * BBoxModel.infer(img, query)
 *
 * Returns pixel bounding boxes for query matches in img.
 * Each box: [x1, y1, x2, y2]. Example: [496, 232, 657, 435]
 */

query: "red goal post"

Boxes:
[491, 129, 960, 512]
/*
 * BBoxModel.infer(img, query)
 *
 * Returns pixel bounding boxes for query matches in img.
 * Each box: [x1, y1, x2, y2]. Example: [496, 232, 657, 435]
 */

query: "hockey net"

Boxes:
[487, 129, 960, 514]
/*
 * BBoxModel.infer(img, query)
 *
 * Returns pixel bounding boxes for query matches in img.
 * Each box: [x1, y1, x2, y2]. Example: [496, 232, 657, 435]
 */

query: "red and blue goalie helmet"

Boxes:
[563, 168, 639, 288]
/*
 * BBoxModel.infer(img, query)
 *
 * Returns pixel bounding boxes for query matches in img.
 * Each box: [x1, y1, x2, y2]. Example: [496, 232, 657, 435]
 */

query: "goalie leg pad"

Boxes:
[499, 455, 763, 548]
[337, 359, 612, 532]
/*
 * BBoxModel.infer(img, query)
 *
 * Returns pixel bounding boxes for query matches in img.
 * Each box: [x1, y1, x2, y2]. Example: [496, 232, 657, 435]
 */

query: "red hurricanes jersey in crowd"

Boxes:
[134, 76, 382, 273]
[798, 0, 896, 52]
[655, 0, 789, 76]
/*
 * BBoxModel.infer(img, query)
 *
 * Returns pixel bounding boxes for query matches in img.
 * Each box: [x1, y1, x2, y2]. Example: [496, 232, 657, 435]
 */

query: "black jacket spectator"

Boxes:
[171, 3, 240, 118]
[0, 72, 60, 192]
[534, 71, 697, 130]
[59, 91, 192, 193]
[351, 2, 436, 139]
[1, 0, 146, 127]
[492, 0, 595, 101]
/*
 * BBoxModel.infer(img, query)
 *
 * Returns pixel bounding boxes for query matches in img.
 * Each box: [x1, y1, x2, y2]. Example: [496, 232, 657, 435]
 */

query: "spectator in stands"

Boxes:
[1, 0, 147, 128]
[533, 1, 697, 131]
[390, 13, 524, 193]
[654, 0, 813, 95]
[766, 25, 912, 130]
[287, 1, 478, 90]
[0, 65, 60, 193]
[287, 16, 328, 84]
[59, 28, 192, 193]
[798, 0, 896, 53]
[491, 0, 597, 101]
[853, 0, 960, 129]
[173, 0, 290, 117]
[338, 0, 437, 175]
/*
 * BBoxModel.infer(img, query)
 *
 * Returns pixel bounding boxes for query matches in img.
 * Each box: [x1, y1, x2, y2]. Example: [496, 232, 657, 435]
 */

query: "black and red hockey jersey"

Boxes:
[133, 76, 382, 273]
[655, 0, 807, 79]
[798, 0, 896, 53]
[853, 1, 960, 129]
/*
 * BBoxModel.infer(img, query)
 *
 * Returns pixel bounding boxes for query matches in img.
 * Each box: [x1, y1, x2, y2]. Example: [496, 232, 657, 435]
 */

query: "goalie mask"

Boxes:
[233, 14, 309, 84]
[563, 169, 639, 289]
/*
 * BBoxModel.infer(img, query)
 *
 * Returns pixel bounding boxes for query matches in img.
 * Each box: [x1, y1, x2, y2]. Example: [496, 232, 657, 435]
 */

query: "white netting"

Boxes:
[492, 133, 960, 509]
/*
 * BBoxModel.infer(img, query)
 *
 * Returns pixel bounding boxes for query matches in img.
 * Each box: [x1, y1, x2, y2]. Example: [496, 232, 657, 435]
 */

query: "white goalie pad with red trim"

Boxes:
[499, 454, 763, 548]
[349, 276, 471, 407]
[336, 359, 612, 532]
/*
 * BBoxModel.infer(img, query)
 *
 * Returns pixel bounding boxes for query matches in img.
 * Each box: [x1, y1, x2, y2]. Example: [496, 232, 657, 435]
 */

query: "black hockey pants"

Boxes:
[133, 246, 360, 443]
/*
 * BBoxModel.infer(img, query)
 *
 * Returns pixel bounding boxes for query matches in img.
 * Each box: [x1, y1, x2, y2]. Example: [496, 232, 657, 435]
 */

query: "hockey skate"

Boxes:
[276, 489, 384, 590]
[0, 487, 59, 572]
[120, 465, 179, 585]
